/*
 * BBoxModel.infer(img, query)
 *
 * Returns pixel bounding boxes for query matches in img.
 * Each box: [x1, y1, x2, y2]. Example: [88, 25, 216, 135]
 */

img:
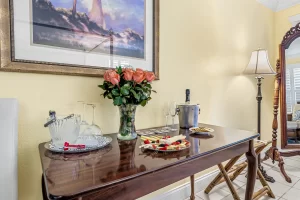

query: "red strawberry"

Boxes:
[159, 147, 167, 151]
[144, 140, 150, 144]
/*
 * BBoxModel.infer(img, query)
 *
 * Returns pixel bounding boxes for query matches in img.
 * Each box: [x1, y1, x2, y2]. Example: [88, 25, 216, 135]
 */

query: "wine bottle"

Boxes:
[185, 89, 190, 104]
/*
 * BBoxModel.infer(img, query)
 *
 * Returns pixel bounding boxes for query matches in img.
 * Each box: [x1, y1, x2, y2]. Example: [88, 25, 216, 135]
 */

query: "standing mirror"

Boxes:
[280, 23, 300, 148]
[262, 22, 300, 184]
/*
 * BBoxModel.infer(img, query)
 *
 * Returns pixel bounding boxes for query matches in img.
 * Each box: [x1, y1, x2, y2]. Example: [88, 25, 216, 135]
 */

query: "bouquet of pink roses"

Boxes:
[99, 66, 156, 106]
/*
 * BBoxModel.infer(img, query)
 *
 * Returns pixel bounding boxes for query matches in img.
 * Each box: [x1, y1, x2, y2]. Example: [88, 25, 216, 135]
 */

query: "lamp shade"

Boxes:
[244, 49, 276, 75]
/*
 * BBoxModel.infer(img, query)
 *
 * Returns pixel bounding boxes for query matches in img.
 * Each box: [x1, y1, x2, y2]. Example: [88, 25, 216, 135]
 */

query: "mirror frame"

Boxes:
[280, 22, 300, 149]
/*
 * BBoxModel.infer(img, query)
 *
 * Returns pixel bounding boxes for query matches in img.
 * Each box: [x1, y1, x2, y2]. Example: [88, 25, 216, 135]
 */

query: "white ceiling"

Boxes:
[257, 0, 300, 12]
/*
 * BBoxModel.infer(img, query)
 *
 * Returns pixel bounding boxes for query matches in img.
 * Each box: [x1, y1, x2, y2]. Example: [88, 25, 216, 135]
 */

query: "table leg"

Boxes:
[190, 175, 195, 200]
[42, 175, 49, 200]
[245, 140, 257, 200]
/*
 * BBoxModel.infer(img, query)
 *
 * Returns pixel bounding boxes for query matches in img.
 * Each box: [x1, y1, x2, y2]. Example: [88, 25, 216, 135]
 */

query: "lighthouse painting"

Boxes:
[32, 0, 146, 59]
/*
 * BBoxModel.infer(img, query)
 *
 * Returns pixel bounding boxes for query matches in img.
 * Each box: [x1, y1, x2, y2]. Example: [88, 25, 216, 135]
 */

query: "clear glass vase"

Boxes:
[118, 104, 137, 141]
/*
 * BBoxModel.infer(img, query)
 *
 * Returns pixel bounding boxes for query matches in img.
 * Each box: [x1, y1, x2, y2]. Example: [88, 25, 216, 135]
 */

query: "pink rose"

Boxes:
[133, 68, 145, 84]
[145, 71, 155, 82]
[123, 68, 134, 81]
[104, 69, 120, 85]
[104, 70, 112, 82]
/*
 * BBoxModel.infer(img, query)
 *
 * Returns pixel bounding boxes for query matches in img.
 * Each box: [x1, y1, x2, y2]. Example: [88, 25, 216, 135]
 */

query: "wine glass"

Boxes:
[82, 104, 103, 136]
[78, 101, 89, 135]
[169, 101, 178, 131]
[161, 102, 171, 132]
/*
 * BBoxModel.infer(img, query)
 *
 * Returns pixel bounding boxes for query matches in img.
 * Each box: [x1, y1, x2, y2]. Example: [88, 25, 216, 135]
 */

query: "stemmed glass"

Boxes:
[161, 102, 171, 132]
[83, 104, 103, 136]
[78, 101, 89, 135]
[83, 155, 103, 184]
[169, 101, 178, 131]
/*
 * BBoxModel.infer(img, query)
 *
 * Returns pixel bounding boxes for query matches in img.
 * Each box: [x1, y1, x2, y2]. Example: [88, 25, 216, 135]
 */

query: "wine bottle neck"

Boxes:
[185, 89, 190, 104]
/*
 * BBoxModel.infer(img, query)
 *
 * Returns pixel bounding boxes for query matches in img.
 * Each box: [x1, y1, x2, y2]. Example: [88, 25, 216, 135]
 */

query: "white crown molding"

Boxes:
[277, 0, 300, 11]
[289, 14, 300, 26]
[257, 0, 300, 12]
[256, 0, 278, 11]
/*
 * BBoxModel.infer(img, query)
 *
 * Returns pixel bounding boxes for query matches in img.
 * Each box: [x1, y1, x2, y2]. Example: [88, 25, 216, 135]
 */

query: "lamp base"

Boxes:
[259, 164, 275, 183]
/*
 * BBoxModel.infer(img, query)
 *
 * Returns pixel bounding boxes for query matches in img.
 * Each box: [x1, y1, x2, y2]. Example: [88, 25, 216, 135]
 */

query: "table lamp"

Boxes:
[244, 49, 276, 183]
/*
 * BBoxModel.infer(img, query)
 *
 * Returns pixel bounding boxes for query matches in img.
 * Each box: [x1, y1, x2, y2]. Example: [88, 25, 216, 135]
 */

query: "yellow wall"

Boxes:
[0, 0, 275, 199]
[287, 57, 300, 64]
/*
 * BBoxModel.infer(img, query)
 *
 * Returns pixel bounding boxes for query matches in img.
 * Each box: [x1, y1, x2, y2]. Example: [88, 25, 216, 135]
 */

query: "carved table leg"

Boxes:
[190, 175, 195, 200]
[245, 140, 257, 200]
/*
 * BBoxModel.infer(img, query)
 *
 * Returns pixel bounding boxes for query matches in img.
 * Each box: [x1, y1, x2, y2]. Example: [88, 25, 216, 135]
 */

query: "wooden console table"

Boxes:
[39, 124, 259, 200]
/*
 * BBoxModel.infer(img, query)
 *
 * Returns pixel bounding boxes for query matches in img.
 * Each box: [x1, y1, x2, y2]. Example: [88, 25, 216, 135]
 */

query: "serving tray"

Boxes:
[45, 136, 112, 154]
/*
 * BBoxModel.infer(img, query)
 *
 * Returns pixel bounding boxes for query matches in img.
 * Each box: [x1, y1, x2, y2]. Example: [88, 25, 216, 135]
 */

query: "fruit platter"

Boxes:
[139, 135, 190, 152]
[189, 127, 214, 134]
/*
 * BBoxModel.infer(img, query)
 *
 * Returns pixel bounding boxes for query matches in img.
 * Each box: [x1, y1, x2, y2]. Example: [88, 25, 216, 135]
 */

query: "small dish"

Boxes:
[189, 127, 214, 134]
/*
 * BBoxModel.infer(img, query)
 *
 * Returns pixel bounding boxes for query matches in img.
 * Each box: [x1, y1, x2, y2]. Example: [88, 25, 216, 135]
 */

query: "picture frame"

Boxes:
[0, 0, 159, 78]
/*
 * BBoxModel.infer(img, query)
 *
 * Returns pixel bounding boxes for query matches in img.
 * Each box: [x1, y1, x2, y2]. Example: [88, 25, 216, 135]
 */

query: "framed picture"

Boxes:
[0, 0, 159, 78]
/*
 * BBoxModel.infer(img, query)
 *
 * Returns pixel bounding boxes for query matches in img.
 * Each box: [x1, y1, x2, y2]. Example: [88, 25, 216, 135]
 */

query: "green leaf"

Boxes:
[98, 85, 106, 90]
[113, 96, 123, 106]
[121, 87, 130, 96]
[130, 89, 140, 101]
[112, 89, 120, 96]
[123, 83, 131, 89]
[122, 97, 127, 104]
[135, 87, 143, 92]
[141, 100, 147, 107]
[103, 91, 109, 98]
[143, 91, 151, 97]
[141, 95, 147, 100]
[145, 83, 151, 88]
[107, 93, 113, 99]
[116, 66, 123, 74]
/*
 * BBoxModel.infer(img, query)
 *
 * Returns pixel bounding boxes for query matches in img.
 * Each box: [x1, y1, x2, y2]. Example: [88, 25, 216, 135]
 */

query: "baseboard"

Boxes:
[152, 158, 247, 200]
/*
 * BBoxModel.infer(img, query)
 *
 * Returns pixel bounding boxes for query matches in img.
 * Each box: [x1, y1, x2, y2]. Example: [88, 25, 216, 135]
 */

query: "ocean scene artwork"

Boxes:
[32, 0, 145, 59]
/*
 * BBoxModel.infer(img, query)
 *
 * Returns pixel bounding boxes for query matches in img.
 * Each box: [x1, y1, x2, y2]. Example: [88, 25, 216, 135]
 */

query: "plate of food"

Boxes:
[139, 135, 190, 152]
[189, 127, 214, 135]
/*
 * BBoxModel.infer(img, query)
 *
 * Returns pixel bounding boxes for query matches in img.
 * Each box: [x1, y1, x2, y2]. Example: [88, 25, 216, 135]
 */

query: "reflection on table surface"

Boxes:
[39, 124, 258, 197]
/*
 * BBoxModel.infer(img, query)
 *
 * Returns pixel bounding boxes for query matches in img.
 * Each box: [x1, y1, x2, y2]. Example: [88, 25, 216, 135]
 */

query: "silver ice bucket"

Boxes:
[177, 104, 200, 129]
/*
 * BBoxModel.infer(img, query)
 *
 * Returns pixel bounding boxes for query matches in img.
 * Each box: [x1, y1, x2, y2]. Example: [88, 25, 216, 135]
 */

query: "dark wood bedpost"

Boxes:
[262, 59, 291, 183]
[272, 60, 281, 150]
